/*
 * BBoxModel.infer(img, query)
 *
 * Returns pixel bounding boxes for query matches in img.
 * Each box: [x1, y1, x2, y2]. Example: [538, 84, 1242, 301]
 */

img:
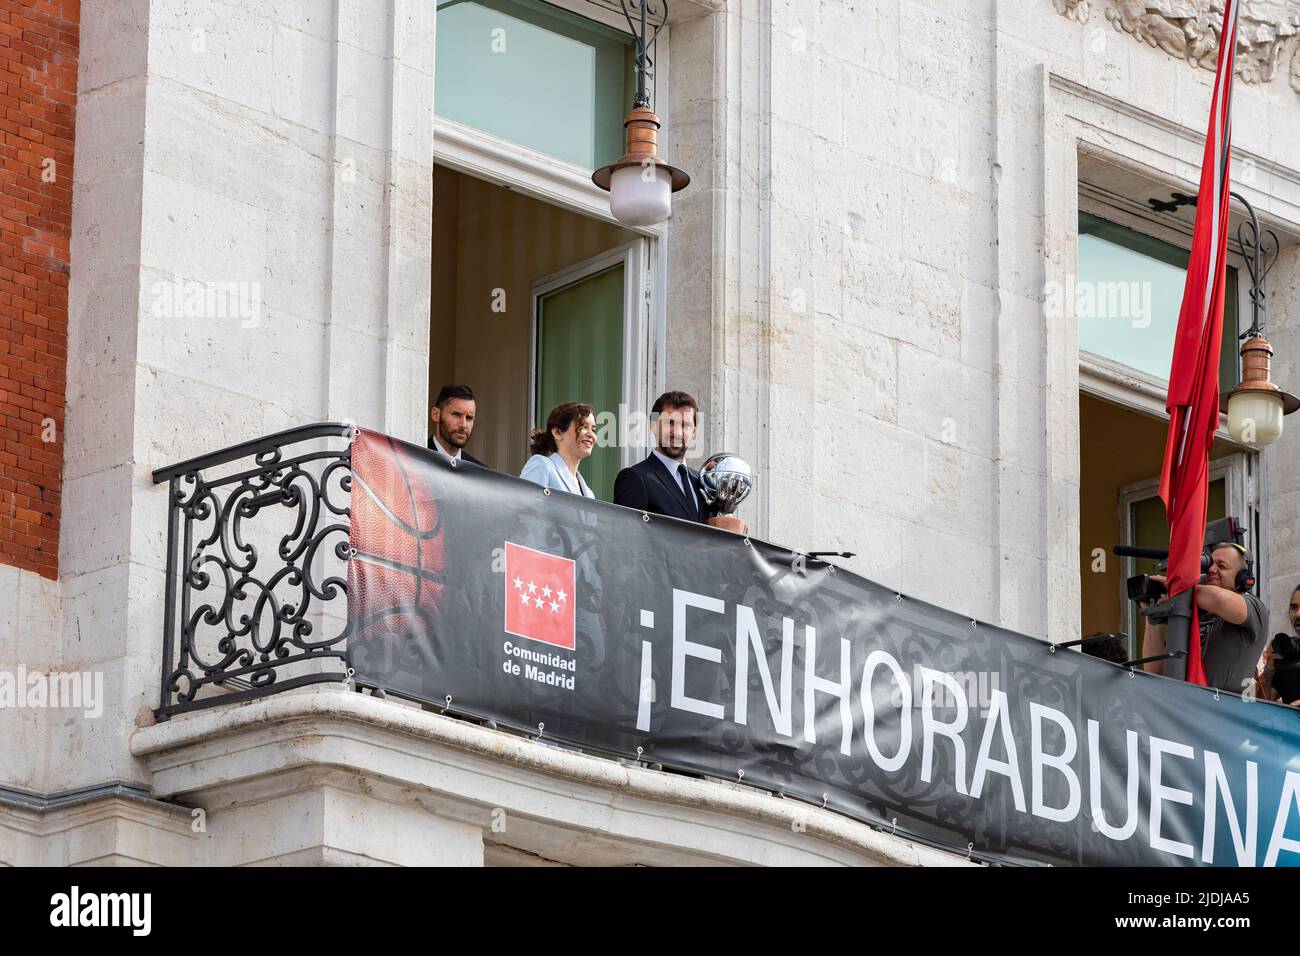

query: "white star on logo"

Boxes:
[556, 589, 567, 603]
[513, 576, 523, 591]
[541, 585, 552, 599]
[534, 595, 544, 609]
[527, 581, 537, 594]
[549, 600, 559, 613]
[519, 592, 530, 605]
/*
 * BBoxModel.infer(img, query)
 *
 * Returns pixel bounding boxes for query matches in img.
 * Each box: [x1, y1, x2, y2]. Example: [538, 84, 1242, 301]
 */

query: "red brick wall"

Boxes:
[0, 0, 76, 579]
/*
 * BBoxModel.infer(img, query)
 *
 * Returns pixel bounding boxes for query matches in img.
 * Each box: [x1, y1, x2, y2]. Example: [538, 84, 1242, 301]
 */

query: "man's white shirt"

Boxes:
[652, 449, 698, 511]
[431, 433, 462, 462]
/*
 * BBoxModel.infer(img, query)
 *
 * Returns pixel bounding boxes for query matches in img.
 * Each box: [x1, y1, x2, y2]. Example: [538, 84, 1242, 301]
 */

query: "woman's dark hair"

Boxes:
[1081, 632, 1129, 665]
[529, 402, 594, 457]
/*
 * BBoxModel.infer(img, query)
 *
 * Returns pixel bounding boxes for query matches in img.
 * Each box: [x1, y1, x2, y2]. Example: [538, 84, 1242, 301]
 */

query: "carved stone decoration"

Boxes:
[1054, 0, 1300, 95]
[1054, 0, 1093, 20]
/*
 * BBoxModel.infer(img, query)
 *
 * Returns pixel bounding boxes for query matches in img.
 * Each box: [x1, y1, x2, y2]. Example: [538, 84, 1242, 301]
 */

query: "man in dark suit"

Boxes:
[428, 384, 487, 467]
[614, 390, 746, 534]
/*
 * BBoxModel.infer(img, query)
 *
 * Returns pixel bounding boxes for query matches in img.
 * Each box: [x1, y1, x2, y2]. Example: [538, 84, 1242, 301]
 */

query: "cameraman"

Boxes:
[1257, 583, 1300, 704]
[1141, 543, 1268, 695]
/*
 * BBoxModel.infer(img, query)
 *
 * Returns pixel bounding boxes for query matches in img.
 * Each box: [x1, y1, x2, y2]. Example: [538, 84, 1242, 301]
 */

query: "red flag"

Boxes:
[504, 542, 576, 650]
[1159, 0, 1241, 686]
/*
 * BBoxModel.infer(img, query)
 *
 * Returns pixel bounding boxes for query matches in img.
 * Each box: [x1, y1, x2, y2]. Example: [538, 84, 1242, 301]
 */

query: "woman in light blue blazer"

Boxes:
[519, 402, 598, 498]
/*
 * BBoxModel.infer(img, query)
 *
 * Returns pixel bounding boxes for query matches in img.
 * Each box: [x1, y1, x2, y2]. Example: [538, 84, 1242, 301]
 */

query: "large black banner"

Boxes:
[348, 429, 1300, 866]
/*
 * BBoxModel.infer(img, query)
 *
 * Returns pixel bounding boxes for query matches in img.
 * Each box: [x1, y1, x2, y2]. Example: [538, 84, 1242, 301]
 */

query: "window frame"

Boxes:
[1076, 190, 1250, 435]
[1077, 189, 1266, 649]
[1116, 457, 1251, 648]
[433, 0, 670, 238]
[529, 238, 653, 473]
[433, 0, 671, 465]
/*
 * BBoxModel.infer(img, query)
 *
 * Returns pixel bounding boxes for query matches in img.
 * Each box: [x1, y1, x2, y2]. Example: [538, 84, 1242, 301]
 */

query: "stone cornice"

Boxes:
[133, 689, 970, 868]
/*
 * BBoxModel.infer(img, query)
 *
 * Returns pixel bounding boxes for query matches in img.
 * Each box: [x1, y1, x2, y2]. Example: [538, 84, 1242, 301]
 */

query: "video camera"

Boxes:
[1126, 562, 1172, 605]
[1270, 633, 1300, 704]
[1116, 516, 1247, 606]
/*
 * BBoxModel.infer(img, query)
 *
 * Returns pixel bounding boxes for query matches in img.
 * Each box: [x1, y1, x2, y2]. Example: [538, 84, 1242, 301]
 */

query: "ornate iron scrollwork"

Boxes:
[153, 423, 354, 719]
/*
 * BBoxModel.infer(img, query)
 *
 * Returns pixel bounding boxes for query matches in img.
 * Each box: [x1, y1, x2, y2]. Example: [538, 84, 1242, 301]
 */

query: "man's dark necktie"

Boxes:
[677, 463, 698, 520]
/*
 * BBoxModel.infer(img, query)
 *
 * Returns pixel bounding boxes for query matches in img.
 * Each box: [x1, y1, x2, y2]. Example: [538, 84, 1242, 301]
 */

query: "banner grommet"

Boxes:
[641, 513, 650, 522]
[543, 487, 551, 496]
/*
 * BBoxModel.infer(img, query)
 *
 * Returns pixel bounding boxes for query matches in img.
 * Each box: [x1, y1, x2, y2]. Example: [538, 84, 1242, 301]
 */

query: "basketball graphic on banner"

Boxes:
[348, 430, 445, 640]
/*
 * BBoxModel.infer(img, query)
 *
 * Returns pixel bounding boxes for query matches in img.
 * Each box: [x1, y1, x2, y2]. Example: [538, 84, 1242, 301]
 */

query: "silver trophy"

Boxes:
[699, 453, 755, 515]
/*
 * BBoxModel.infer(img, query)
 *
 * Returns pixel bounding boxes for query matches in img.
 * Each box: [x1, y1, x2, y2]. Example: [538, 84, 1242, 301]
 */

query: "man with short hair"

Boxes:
[428, 384, 487, 467]
[613, 390, 746, 534]
[1256, 583, 1300, 704]
[1142, 542, 1268, 694]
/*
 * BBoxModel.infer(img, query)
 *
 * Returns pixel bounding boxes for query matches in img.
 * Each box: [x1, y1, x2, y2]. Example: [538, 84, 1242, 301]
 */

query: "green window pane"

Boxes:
[536, 263, 624, 501]
[1077, 212, 1239, 393]
[435, 0, 633, 169]
[1128, 478, 1226, 653]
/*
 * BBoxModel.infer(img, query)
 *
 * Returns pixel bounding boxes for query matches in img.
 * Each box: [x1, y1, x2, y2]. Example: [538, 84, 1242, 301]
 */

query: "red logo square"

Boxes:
[504, 542, 576, 650]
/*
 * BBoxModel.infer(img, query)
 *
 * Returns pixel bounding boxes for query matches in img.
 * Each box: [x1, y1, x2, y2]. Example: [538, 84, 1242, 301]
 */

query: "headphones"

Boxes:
[1212, 542, 1255, 592]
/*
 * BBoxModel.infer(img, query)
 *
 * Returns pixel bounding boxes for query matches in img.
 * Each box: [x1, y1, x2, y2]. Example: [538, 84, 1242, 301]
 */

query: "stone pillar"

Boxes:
[39, 0, 436, 795]
[666, 1, 774, 540]
[1262, 245, 1300, 614]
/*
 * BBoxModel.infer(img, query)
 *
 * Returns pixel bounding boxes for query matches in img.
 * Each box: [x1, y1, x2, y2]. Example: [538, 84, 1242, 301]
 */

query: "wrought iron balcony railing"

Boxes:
[152, 423, 354, 719]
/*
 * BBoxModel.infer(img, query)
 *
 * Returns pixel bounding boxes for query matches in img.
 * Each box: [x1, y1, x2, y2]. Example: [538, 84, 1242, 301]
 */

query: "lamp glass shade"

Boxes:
[1227, 390, 1284, 448]
[609, 165, 671, 226]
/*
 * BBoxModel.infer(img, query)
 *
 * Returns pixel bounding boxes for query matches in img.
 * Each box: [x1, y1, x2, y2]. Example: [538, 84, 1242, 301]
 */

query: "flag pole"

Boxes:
[1162, 588, 1193, 682]
[1154, 0, 1239, 687]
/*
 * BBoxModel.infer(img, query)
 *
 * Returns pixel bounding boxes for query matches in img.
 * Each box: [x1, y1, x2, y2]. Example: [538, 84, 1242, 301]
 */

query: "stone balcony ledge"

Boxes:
[131, 688, 969, 867]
